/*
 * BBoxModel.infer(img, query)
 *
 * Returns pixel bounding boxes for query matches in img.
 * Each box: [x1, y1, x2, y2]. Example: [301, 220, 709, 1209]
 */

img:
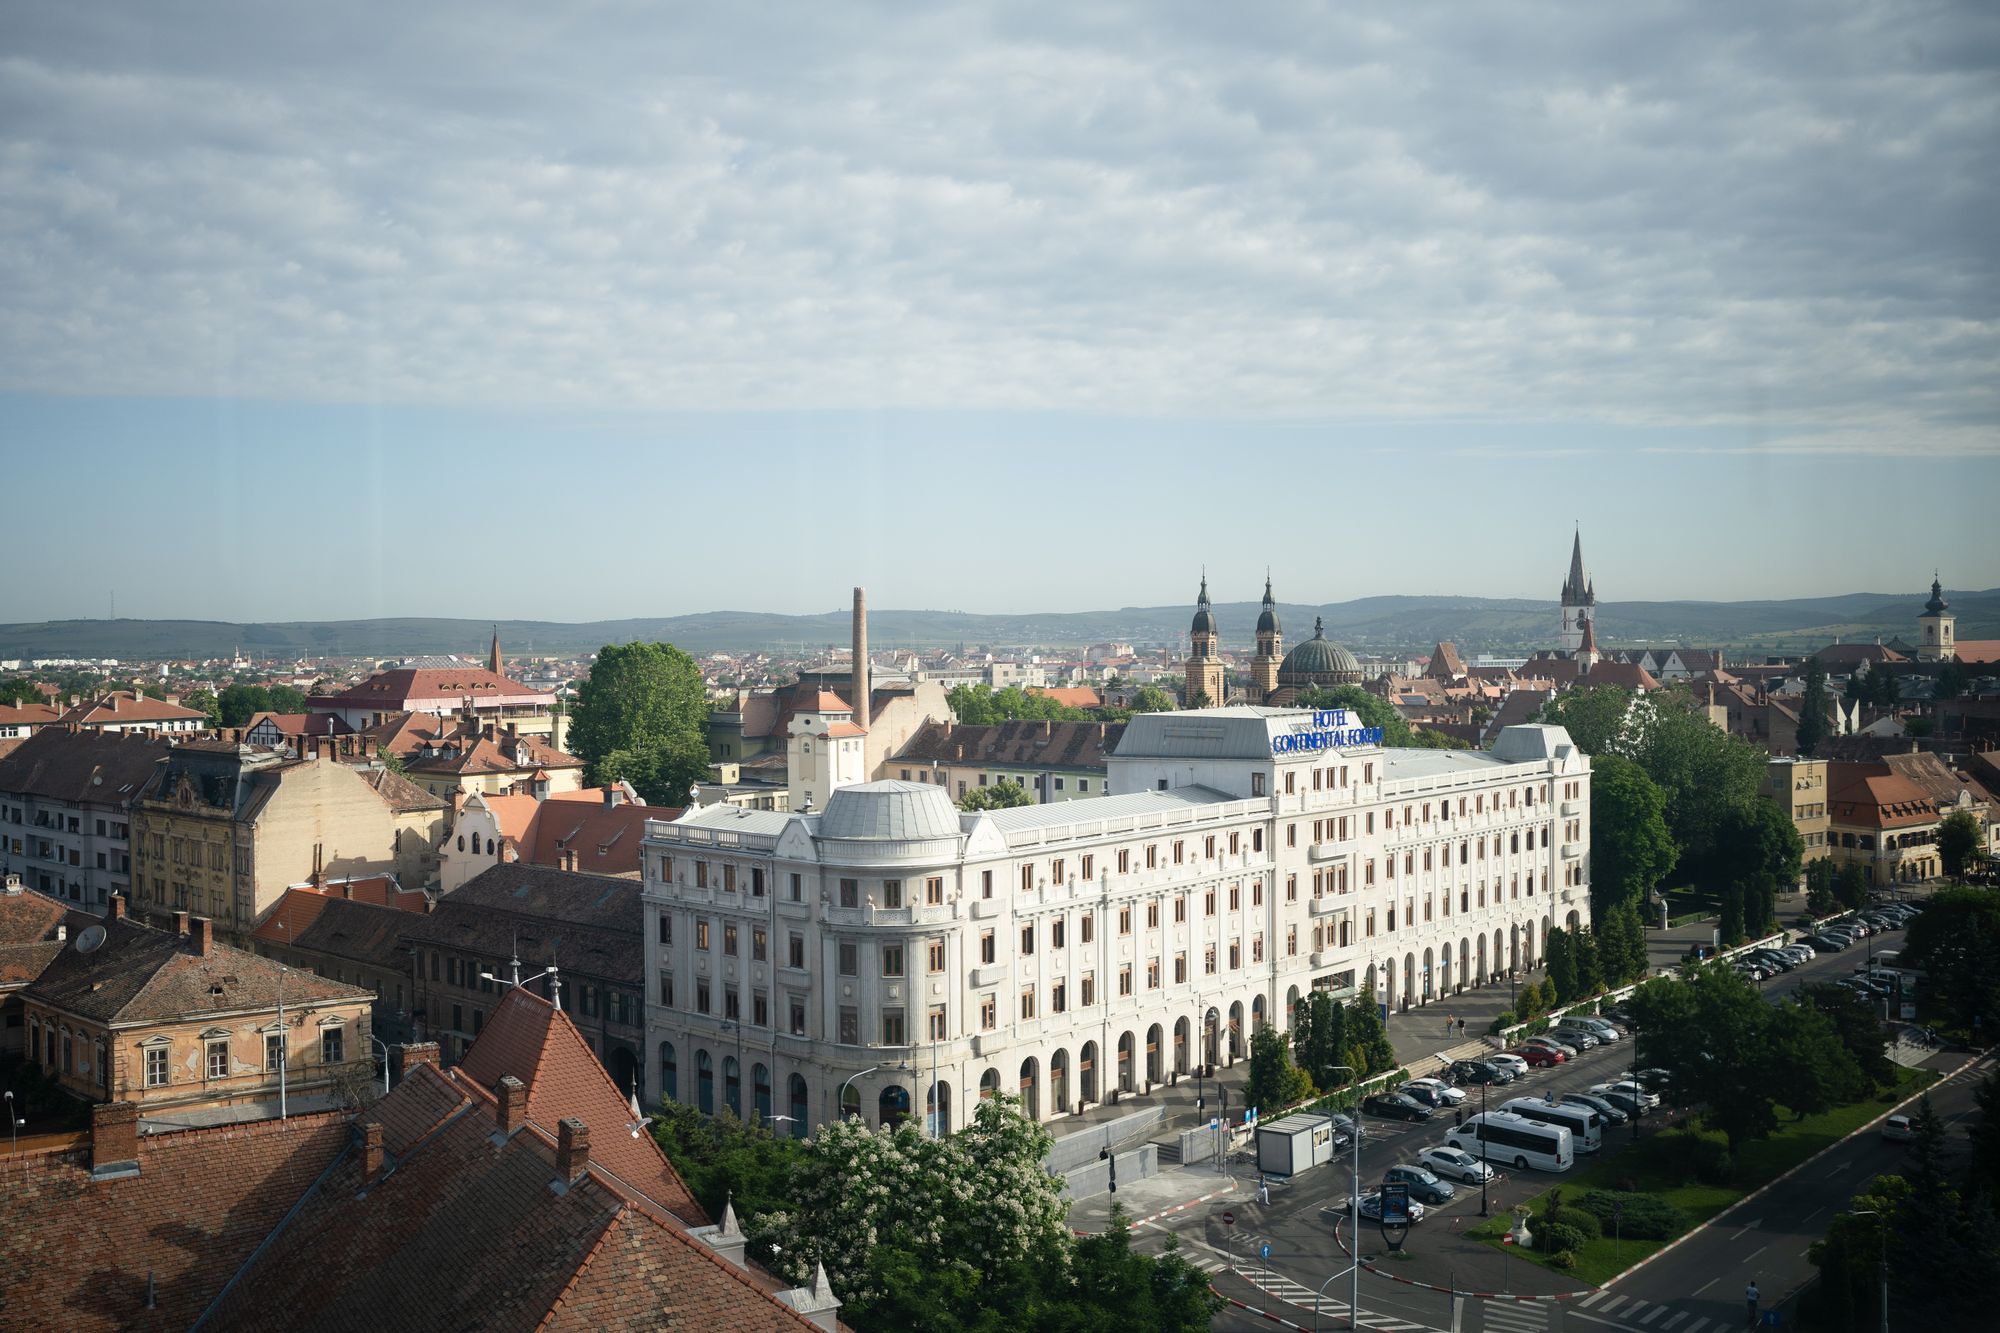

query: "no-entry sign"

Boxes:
[1221, 1210, 1235, 1226]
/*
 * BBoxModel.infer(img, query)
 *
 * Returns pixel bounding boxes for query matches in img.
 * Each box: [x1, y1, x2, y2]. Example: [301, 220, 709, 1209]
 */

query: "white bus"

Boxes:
[1501, 1097, 1604, 1154]
[1446, 1111, 1573, 1173]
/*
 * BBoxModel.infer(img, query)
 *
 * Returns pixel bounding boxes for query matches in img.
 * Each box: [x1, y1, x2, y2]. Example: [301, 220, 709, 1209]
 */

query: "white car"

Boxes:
[1485, 1053, 1530, 1076]
[1404, 1077, 1467, 1106]
[1591, 1080, 1661, 1111]
[1419, 1145, 1496, 1184]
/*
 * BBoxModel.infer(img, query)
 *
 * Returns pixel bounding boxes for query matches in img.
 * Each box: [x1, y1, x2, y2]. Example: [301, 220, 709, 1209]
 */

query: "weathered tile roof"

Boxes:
[258, 893, 430, 972]
[455, 986, 705, 1225]
[0, 1111, 353, 1333]
[56, 691, 209, 728]
[358, 765, 450, 812]
[892, 718, 1126, 772]
[314, 668, 552, 707]
[405, 864, 641, 987]
[30, 917, 368, 1025]
[0, 726, 176, 804]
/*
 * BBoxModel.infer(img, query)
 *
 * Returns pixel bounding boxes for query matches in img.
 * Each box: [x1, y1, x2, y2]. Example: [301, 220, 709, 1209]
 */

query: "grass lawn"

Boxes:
[1466, 1066, 1937, 1286]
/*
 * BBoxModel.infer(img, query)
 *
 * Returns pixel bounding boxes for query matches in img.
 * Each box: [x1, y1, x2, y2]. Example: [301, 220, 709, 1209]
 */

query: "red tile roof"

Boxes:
[313, 668, 553, 708]
[56, 691, 208, 727]
[1028, 686, 1104, 709]
[1953, 639, 2000, 664]
[456, 987, 705, 1226]
[0, 702, 62, 729]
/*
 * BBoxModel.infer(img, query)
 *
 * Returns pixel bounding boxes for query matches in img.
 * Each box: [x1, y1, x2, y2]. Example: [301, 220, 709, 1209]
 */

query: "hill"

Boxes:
[3, 587, 1995, 661]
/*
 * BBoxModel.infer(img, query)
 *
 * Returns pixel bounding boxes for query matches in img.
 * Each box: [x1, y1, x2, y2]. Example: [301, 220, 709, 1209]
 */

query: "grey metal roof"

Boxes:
[983, 784, 1239, 836]
[817, 780, 964, 841]
[1489, 724, 1579, 764]
[1378, 749, 1510, 781]
[1111, 707, 1300, 761]
[672, 804, 794, 838]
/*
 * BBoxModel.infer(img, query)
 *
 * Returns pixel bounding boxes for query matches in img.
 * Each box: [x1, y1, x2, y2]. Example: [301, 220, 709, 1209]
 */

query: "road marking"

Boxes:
[1741, 1244, 1766, 1265]
[1692, 1278, 1718, 1297]
[1579, 1290, 1609, 1308]
[1479, 1305, 1545, 1332]
[1661, 1314, 1689, 1329]
[1801, 1206, 1822, 1224]
[1600, 1295, 1628, 1313]
[1640, 1305, 1668, 1324]
[1683, 1319, 1710, 1333]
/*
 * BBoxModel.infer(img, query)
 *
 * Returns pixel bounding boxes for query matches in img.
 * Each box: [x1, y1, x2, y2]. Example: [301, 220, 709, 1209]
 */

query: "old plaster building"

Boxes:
[21, 902, 374, 1127]
[130, 742, 416, 939]
[643, 707, 1590, 1135]
[0, 727, 173, 909]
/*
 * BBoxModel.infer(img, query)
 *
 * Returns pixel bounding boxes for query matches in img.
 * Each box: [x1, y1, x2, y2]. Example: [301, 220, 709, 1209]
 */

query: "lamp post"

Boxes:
[1478, 1079, 1490, 1216]
[1324, 1064, 1361, 1331]
[3, 1090, 21, 1152]
[1630, 1020, 1641, 1142]
[369, 1035, 391, 1096]
[274, 919, 291, 1122]
[839, 1065, 882, 1122]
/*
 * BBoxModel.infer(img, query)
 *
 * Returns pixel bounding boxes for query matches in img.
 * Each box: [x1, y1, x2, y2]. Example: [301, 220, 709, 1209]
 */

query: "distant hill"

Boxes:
[4, 587, 1995, 661]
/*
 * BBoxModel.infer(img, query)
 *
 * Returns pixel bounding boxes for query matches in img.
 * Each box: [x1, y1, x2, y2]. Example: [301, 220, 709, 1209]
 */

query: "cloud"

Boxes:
[0, 0, 1994, 447]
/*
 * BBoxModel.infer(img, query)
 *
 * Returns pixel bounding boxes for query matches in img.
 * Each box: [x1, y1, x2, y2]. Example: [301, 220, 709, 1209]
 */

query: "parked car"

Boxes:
[1353, 1192, 1428, 1224]
[1451, 1059, 1515, 1085]
[1562, 1092, 1629, 1125]
[1400, 1083, 1456, 1110]
[1601, 1003, 1636, 1026]
[1326, 1112, 1364, 1142]
[1551, 1027, 1601, 1050]
[1810, 933, 1850, 951]
[1383, 1163, 1458, 1204]
[1510, 1045, 1564, 1068]
[1419, 1145, 1496, 1184]
[1589, 1087, 1646, 1118]
[1363, 1092, 1434, 1122]
[1525, 1037, 1578, 1059]
[1484, 1053, 1530, 1077]
[1569, 1017, 1623, 1041]
[1634, 1067, 1674, 1092]
[1591, 1080, 1661, 1111]
[1404, 1077, 1467, 1106]
[1881, 1114, 1914, 1143]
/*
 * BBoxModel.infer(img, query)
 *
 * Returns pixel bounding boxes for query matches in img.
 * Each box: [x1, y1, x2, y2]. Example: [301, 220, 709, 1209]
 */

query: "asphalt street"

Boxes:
[1155, 918, 1967, 1333]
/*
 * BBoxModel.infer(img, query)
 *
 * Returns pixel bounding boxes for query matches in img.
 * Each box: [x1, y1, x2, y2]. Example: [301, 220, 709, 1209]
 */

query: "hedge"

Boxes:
[1572, 1189, 1686, 1241]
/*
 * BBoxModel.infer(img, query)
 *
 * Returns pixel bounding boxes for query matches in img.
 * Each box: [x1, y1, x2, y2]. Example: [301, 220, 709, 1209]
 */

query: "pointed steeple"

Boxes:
[487, 625, 502, 675]
[1924, 572, 1949, 616]
[1256, 572, 1280, 635]
[1561, 529, 1592, 607]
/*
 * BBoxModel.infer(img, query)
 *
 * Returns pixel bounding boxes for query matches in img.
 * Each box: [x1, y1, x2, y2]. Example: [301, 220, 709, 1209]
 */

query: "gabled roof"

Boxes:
[407, 864, 641, 987]
[0, 883, 99, 988]
[0, 702, 62, 729]
[521, 794, 676, 878]
[456, 987, 705, 1225]
[243, 711, 353, 738]
[1952, 639, 2000, 664]
[1028, 686, 1104, 710]
[893, 718, 1127, 773]
[56, 691, 208, 727]
[358, 765, 451, 812]
[312, 668, 554, 708]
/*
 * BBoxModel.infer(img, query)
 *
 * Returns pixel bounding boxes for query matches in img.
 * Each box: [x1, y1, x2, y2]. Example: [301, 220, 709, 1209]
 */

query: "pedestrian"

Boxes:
[1745, 1280, 1759, 1326]
[1454, 1108, 1464, 1128]
[1458, 1016, 1467, 1037]
[1446, 1014, 1453, 1038]
[1258, 1178, 1270, 1206]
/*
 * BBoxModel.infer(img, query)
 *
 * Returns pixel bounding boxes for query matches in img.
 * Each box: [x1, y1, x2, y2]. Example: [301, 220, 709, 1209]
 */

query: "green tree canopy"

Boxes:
[1795, 982, 1895, 1088]
[1626, 688, 1771, 873]
[1535, 683, 1635, 755]
[1129, 684, 1178, 714]
[1588, 754, 1677, 918]
[215, 682, 309, 727]
[1291, 991, 1348, 1088]
[948, 683, 1087, 725]
[960, 779, 1034, 811]
[1625, 966, 1779, 1152]
[1939, 808, 1984, 880]
[1900, 885, 2000, 1034]
[1245, 1024, 1313, 1117]
[1795, 657, 1830, 756]
[1544, 926, 1579, 1003]
[567, 641, 710, 806]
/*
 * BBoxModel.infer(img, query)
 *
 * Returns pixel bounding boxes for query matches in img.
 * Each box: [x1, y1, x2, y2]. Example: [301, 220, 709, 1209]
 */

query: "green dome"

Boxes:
[1278, 617, 1361, 684]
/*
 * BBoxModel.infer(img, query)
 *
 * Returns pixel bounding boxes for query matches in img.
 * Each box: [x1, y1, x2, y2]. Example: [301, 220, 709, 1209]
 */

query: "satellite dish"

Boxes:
[73, 924, 107, 955]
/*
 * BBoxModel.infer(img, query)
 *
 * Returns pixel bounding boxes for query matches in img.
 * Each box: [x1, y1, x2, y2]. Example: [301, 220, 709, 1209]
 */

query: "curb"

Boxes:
[1211, 1289, 1313, 1331]
[1590, 1049, 1987, 1289]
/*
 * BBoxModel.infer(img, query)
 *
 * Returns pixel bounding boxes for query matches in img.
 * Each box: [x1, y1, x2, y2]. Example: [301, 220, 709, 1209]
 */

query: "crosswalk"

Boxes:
[1478, 1300, 1548, 1333]
[1569, 1288, 1711, 1331]
[1181, 1246, 1444, 1332]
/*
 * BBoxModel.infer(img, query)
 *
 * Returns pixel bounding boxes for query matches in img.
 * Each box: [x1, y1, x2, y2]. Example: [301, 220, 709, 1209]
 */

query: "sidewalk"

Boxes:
[1068, 1159, 1249, 1232]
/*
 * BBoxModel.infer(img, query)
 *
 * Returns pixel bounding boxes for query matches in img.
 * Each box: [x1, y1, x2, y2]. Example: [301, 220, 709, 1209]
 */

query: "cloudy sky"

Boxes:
[3, 1, 1995, 622]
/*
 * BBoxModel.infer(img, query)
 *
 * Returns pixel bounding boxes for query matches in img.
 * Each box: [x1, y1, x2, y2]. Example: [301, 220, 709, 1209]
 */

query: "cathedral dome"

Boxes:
[818, 781, 963, 842]
[1256, 578, 1280, 635]
[1924, 576, 1949, 616]
[1190, 575, 1217, 637]
[1277, 618, 1361, 686]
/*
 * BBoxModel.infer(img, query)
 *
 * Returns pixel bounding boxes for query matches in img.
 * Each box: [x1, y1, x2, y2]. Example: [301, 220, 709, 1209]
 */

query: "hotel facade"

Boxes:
[642, 707, 1591, 1134]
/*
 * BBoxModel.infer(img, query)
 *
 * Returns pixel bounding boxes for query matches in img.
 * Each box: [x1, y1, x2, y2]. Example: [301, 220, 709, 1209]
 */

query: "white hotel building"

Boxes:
[641, 707, 1591, 1134]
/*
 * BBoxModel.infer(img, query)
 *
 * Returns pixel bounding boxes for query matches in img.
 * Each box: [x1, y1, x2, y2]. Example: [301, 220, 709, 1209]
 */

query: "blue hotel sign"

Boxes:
[1271, 709, 1384, 756]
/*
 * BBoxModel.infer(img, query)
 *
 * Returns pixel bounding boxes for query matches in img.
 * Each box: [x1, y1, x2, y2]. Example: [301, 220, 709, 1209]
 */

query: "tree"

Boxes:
[216, 683, 273, 727]
[1973, 1066, 2000, 1204]
[1795, 656, 1830, 756]
[1572, 927, 1605, 997]
[1535, 683, 1635, 755]
[948, 684, 1085, 725]
[1345, 999, 1395, 1075]
[1804, 859, 1839, 916]
[1835, 861, 1872, 911]
[182, 687, 220, 725]
[961, 779, 1034, 812]
[0, 678, 43, 707]
[1764, 1000, 1864, 1119]
[1624, 967, 1780, 1153]
[1796, 983, 1895, 1088]
[1804, 1174, 1907, 1332]
[566, 642, 710, 806]
[1939, 808, 1984, 880]
[1900, 886, 2000, 1037]
[1628, 690, 1770, 874]
[1588, 755, 1677, 919]
[1130, 685, 1177, 714]
[1544, 927, 1579, 1003]
[1934, 658, 1967, 701]
[1292, 991, 1347, 1088]
[1245, 1025, 1313, 1116]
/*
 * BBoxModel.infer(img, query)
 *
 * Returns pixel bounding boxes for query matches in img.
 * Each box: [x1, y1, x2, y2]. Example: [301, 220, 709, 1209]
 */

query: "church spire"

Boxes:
[1561, 528, 1592, 607]
[488, 625, 502, 675]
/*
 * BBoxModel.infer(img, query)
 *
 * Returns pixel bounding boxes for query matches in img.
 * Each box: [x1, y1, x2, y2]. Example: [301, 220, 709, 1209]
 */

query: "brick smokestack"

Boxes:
[361, 1121, 386, 1184]
[191, 917, 215, 955]
[497, 1074, 528, 1135]
[90, 1102, 140, 1181]
[852, 586, 870, 732]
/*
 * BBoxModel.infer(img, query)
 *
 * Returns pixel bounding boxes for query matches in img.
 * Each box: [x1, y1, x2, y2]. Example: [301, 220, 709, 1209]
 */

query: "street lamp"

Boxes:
[839, 1065, 882, 1122]
[3, 1090, 21, 1152]
[481, 953, 562, 1009]
[368, 1035, 391, 1097]
[1478, 1079, 1490, 1216]
[1324, 1064, 1361, 1332]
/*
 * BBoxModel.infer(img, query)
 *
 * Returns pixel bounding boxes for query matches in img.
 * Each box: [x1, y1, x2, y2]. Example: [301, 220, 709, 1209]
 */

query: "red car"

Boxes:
[1511, 1045, 1564, 1067]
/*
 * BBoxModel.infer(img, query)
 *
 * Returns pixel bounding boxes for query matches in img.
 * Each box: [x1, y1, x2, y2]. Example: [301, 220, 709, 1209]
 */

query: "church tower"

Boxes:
[1185, 573, 1226, 709]
[1917, 573, 1956, 662]
[488, 625, 503, 675]
[1560, 529, 1596, 654]
[1252, 574, 1283, 701]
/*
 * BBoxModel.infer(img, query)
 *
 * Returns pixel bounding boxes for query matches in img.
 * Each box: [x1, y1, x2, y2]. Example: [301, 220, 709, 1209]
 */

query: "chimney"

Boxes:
[107, 893, 126, 920]
[361, 1121, 386, 1185]
[2, 873, 19, 895]
[559, 848, 579, 873]
[555, 1116, 590, 1182]
[852, 587, 870, 733]
[191, 917, 215, 955]
[497, 1074, 528, 1136]
[172, 910, 190, 938]
[89, 1102, 141, 1181]
[394, 1042, 441, 1081]
[602, 783, 619, 808]
[780, 1262, 845, 1331]
[450, 789, 467, 821]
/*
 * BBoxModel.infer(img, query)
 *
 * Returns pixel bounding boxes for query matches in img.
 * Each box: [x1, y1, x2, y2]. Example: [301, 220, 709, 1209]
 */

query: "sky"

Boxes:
[2, 1, 1995, 623]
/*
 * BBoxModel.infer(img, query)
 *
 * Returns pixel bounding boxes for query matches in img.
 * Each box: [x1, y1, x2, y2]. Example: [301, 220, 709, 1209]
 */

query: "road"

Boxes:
[1164, 919, 1965, 1332]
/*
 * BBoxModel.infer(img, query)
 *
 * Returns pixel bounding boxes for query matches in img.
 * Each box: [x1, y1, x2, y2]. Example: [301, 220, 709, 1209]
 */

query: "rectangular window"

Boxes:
[838, 941, 858, 976]
[695, 982, 711, 1014]
[926, 875, 944, 905]
[1021, 924, 1035, 955]
[790, 872, 802, 901]
[882, 944, 904, 976]
[723, 923, 738, 956]
[1052, 917, 1066, 949]
[751, 867, 765, 897]
[1119, 964, 1133, 996]
[1172, 840, 1185, 865]
[206, 1040, 229, 1080]
[928, 939, 947, 972]
[1145, 844, 1158, 869]
[146, 1046, 168, 1087]
[790, 999, 807, 1036]
[266, 1032, 284, 1072]
[839, 1007, 859, 1043]
[1080, 854, 1094, 880]
[1174, 895, 1187, 924]
[725, 990, 741, 1021]
[1021, 864, 1035, 893]
[1051, 858, 1065, 883]
[1228, 884, 1240, 910]
[883, 878, 903, 908]
[1147, 959, 1161, 989]
[1118, 905, 1132, 935]
[1117, 849, 1131, 874]
[788, 933, 805, 968]
[753, 927, 767, 962]
[981, 995, 997, 1030]
[1081, 973, 1095, 1007]
[1205, 944, 1218, 975]
[696, 920, 710, 951]
[722, 863, 736, 893]
[840, 877, 859, 908]
[659, 972, 675, 1006]
[1286, 925, 1297, 956]
[695, 861, 708, 889]
[981, 930, 996, 964]
[753, 991, 769, 1027]
[1174, 952, 1188, 984]
[928, 1005, 947, 1040]
[1020, 988, 1036, 1020]
[322, 1029, 344, 1065]
[656, 913, 672, 945]
[1051, 981, 1067, 1013]
[1147, 901, 1160, 929]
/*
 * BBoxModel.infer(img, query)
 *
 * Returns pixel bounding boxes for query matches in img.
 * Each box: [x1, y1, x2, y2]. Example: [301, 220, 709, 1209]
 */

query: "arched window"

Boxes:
[457, 835, 465, 851]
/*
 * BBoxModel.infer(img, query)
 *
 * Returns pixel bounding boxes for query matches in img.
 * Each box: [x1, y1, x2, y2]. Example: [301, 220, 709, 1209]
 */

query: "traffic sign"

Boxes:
[1259, 1242, 1272, 1260]
[1221, 1210, 1235, 1226]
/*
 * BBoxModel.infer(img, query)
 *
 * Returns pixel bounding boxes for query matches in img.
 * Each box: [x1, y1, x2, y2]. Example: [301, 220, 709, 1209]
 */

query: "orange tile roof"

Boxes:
[821, 720, 868, 738]
[456, 986, 706, 1227]
[1029, 686, 1103, 709]
[56, 691, 208, 726]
